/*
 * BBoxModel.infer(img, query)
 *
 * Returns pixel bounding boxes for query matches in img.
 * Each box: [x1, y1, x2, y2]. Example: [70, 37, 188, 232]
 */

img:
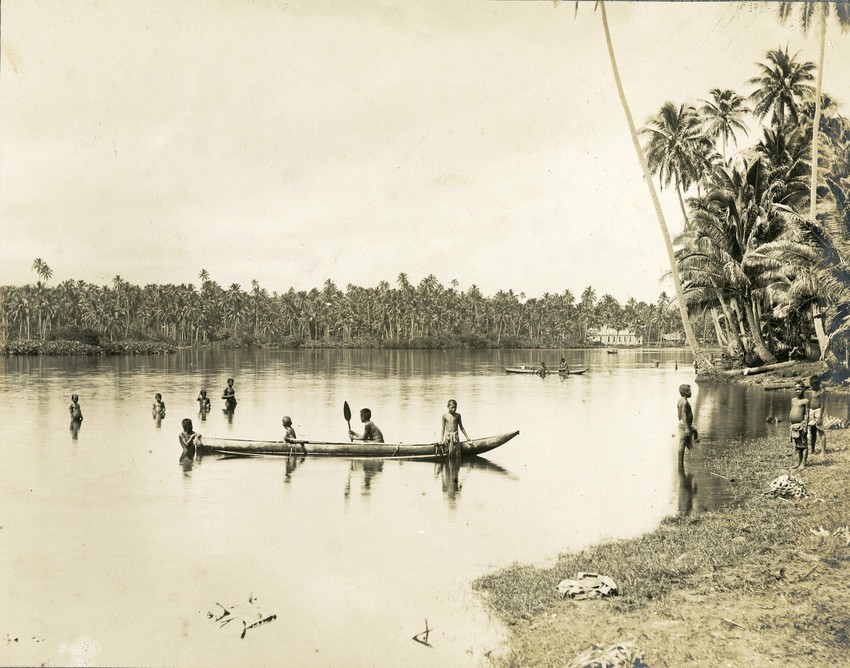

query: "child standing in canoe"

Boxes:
[441, 399, 471, 458]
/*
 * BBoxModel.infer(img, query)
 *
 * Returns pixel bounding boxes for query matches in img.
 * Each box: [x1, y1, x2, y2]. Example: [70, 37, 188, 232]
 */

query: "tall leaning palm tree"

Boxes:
[641, 101, 713, 225]
[573, 0, 708, 368]
[747, 47, 815, 134]
[778, 1, 850, 229]
[700, 88, 749, 160]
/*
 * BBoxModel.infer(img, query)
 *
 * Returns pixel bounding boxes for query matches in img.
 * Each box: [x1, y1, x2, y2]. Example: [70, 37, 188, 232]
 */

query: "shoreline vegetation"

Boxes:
[475, 427, 850, 667]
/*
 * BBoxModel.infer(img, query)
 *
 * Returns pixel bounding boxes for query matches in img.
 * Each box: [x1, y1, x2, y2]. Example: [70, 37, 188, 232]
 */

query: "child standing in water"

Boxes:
[152, 393, 166, 414]
[677, 384, 698, 465]
[179, 418, 201, 457]
[789, 381, 810, 470]
[197, 389, 211, 411]
[69, 394, 83, 422]
[441, 399, 471, 458]
[222, 378, 237, 410]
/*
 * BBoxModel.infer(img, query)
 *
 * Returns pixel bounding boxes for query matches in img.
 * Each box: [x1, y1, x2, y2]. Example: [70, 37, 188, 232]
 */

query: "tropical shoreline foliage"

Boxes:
[639, 45, 850, 376]
[0, 266, 707, 354]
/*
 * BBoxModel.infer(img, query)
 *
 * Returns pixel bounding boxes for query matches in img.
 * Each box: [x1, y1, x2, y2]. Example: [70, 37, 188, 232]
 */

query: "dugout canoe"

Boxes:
[505, 366, 588, 375]
[194, 430, 519, 461]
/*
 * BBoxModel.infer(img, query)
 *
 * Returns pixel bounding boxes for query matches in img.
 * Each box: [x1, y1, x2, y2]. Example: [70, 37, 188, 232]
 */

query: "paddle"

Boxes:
[343, 401, 352, 441]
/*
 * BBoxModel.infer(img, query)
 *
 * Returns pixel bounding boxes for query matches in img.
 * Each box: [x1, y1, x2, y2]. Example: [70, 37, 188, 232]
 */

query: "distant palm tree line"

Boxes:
[0, 267, 703, 350]
[639, 42, 850, 368]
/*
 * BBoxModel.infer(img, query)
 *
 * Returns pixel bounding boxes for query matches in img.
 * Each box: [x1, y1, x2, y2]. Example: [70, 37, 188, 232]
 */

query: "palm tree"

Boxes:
[32, 258, 53, 284]
[641, 101, 714, 223]
[777, 3, 850, 317]
[747, 47, 815, 134]
[699, 88, 749, 159]
[574, 0, 709, 368]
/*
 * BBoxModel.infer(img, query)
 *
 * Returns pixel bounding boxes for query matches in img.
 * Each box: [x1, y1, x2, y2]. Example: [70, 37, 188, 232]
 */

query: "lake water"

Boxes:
[1, 348, 844, 667]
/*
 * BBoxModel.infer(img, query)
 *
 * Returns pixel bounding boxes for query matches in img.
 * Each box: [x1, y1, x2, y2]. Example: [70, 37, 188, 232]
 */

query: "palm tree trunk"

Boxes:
[676, 185, 689, 228]
[811, 8, 826, 227]
[710, 307, 726, 347]
[812, 304, 828, 359]
[598, 0, 707, 369]
[743, 298, 776, 364]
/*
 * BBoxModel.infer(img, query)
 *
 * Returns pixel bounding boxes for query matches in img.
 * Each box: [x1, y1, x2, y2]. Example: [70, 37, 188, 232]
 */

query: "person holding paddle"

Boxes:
[349, 408, 385, 443]
[440, 399, 470, 458]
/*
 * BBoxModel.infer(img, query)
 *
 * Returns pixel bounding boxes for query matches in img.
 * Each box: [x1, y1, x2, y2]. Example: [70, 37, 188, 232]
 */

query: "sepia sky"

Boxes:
[2, 1, 849, 303]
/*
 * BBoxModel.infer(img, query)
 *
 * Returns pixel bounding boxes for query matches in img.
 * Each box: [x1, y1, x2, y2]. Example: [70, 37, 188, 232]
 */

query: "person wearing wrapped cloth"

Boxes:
[677, 384, 698, 466]
[440, 399, 471, 458]
[789, 381, 810, 470]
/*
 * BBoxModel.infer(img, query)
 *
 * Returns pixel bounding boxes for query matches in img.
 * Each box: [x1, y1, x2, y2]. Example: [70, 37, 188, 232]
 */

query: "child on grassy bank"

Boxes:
[789, 381, 810, 469]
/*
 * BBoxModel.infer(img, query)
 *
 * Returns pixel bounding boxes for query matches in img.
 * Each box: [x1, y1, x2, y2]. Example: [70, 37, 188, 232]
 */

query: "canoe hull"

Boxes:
[196, 430, 519, 461]
[505, 367, 588, 375]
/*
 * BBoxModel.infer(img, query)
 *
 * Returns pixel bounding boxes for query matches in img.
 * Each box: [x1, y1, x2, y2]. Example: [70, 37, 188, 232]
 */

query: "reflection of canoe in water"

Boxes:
[505, 366, 588, 376]
[195, 430, 519, 461]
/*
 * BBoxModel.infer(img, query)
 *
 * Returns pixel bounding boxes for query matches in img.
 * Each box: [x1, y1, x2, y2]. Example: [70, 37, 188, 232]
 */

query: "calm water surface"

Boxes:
[2, 348, 844, 667]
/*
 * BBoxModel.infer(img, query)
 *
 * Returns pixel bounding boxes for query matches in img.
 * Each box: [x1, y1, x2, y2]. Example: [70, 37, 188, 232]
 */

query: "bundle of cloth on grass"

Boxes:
[557, 572, 619, 600]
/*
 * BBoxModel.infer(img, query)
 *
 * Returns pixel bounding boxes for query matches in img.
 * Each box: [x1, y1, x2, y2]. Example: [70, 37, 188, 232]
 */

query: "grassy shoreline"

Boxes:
[475, 428, 850, 666]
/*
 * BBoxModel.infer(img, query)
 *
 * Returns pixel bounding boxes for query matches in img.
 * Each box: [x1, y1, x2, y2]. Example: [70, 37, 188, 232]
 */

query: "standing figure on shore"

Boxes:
[677, 384, 698, 465]
[441, 399, 471, 458]
[197, 389, 211, 412]
[349, 408, 384, 443]
[69, 394, 83, 422]
[808, 376, 827, 455]
[152, 393, 166, 415]
[222, 378, 237, 411]
[789, 381, 810, 470]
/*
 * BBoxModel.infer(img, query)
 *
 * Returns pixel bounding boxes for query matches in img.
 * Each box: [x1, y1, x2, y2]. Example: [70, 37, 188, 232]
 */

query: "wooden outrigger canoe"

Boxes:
[505, 366, 588, 375]
[195, 430, 519, 461]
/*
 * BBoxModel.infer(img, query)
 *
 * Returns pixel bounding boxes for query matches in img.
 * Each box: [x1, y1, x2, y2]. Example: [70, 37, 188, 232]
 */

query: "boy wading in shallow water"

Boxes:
[179, 418, 201, 460]
[69, 394, 83, 422]
[789, 381, 810, 470]
[677, 384, 698, 466]
[441, 399, 471, 458]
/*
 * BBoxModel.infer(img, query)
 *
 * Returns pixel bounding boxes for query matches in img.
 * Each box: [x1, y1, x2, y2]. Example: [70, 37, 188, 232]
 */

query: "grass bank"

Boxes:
[474, 429, 850, 666]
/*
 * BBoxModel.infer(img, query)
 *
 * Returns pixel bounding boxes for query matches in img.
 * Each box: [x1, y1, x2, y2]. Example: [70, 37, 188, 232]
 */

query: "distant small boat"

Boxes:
[606, 349, 619, 354]
[505, 366, 588, 376]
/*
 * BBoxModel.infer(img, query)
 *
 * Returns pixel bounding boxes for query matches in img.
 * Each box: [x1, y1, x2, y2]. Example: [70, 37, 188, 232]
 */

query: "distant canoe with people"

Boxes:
[505, 366, 588, 376]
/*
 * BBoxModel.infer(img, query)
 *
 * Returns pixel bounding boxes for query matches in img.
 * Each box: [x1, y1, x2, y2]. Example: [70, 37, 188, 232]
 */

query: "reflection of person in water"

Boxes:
[677, 459, 697, 515]
[344, 460, 384, 498]
[437, 457, 462, 503]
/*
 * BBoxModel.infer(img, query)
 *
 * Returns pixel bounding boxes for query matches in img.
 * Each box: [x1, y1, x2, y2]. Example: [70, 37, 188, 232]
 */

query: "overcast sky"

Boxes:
[2, 1, 849, 303]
